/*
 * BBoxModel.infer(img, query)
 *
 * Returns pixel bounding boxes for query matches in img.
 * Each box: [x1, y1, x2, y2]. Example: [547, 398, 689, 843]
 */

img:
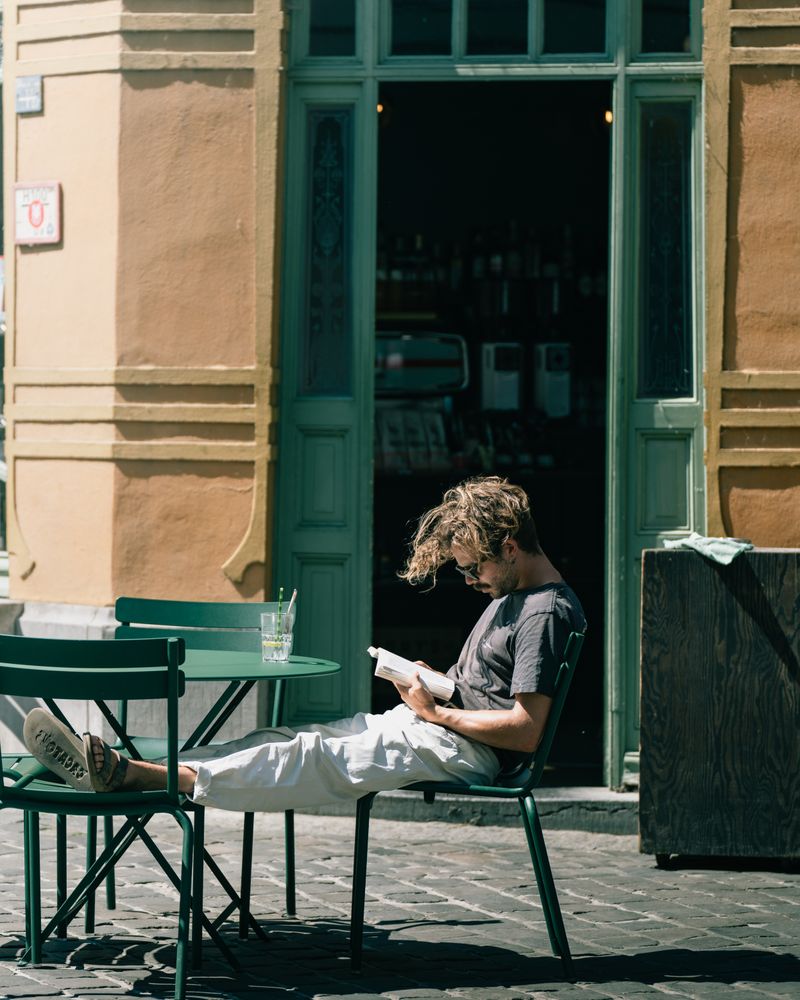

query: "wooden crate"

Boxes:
[639, 548, 800, 860]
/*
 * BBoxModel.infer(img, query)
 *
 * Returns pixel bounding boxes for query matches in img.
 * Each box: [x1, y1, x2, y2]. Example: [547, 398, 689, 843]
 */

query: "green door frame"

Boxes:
[275, 1, 705, 786]
[606, 76, 706, 789]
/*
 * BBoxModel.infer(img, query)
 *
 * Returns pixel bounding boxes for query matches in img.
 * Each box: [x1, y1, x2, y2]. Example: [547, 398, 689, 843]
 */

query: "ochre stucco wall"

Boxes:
[14, 74, 121, 368]
[9, 71, 121, 601]
[725, 66, 800, 372]
[116, 71, 256, 368]
[107, 69, 262, 602]
[6, 5, 280, 606]
[710, 62, 800, 544]
[720, 467, 800, 548]
[111, 461, 263, 601]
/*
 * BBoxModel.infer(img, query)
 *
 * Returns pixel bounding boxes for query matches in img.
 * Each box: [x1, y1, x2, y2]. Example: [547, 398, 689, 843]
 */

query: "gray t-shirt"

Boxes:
[445, 582, 586, 769]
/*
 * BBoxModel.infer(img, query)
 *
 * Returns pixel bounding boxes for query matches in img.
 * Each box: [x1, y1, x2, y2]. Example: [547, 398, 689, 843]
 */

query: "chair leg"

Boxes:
[520, 795, 575, 981]
[104, 816, 117, 908]
[86, 816, 117, 934]
[284, 810, 296, 917]
[55, 815, 67, 938]
[350, 794, 376, 972]
[22, 813, 32, 952]
[25, 811, 42, 964]
[85, 817, 97, 933]
[191, 806, 205, 970]
[173, 811, 195, 1000]
[239, 811, 254, 937]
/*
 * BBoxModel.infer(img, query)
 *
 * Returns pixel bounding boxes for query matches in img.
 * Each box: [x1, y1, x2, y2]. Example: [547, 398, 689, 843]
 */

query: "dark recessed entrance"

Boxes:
[371, 81, 611, 783]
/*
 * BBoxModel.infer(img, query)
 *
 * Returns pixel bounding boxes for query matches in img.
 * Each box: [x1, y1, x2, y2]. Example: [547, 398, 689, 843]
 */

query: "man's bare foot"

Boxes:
[89, 736, 129, 789]
[90, 735, 197, 795]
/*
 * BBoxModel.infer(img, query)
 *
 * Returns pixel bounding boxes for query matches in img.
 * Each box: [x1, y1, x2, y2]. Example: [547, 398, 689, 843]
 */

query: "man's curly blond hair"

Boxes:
[399, 476, 541, 587]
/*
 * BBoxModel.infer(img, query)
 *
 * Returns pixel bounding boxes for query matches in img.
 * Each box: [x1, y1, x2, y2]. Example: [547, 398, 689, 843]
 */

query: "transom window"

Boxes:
[302, 0, 698, 65]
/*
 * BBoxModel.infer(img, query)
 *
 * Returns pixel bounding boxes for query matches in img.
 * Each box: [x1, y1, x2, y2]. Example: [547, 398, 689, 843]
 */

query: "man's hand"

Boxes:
[393, 671, 439, 722]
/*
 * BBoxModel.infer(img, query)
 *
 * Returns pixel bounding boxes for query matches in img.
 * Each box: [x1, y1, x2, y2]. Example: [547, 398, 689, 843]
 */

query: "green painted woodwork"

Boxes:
[279, 2, 705, 785]
[274, 82, 377, 724]
[606, 81, 705, 785]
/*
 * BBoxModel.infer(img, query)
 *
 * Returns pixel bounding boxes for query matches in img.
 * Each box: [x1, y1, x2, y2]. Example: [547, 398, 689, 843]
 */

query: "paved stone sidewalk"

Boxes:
[0, 809, 797, 1000]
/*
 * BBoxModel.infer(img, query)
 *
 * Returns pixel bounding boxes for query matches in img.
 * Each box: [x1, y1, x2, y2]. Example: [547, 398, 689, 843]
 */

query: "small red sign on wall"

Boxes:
[15, 182, 62, 245]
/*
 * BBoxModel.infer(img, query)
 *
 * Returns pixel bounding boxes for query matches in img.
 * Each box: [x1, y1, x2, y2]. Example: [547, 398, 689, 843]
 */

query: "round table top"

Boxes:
[181, 647, 340, 683]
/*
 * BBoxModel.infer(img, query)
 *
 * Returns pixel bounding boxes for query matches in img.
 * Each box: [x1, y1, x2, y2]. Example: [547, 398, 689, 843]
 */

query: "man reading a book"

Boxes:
[24, 476, 586, 806]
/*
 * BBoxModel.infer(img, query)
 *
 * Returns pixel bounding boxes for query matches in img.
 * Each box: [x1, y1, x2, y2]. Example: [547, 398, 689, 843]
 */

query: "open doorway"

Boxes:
[371, 81, 611, 783]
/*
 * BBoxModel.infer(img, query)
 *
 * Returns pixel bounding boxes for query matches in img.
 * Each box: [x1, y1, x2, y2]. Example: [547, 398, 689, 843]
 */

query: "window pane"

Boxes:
[301, 110, 353, 396]
[392, 0, 452, 56]
[638, 103, 693, 399]
[309, 0, 355, 57]
[467, 0, 527, 55]
[543, 0, 606, 53]
[642, 0, 691, 54]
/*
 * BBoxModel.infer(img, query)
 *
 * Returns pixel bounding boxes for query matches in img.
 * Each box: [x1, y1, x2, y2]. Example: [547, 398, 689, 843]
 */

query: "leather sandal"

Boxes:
[23, 708, 128, 793]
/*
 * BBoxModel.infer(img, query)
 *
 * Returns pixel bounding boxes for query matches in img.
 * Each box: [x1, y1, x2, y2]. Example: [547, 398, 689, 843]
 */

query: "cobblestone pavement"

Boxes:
[0, 808, 797, 1000]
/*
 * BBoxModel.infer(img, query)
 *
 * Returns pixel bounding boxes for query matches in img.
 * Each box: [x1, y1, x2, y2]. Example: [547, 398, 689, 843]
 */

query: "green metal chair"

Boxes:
[349, 630, 585, 979]
[0, 633, 193, 1000]
[111, 596, 296, 967]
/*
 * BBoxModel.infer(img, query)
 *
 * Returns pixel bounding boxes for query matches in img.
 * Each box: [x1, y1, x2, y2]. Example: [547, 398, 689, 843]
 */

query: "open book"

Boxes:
[367, 646, 455, 701]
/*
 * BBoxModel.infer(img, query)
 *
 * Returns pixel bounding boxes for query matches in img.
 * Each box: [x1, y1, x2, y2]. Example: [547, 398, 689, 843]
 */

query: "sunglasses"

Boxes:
[455, 561, 481, 580]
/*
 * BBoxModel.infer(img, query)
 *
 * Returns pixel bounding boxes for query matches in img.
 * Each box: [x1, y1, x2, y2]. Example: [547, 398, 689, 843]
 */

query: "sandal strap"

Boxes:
[108, 753, 128, 792]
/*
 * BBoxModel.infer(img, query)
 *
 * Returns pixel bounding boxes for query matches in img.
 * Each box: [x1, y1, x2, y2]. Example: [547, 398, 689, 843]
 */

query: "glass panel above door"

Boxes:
[300, 109, 353, 396]
[309, 0, 356, 57]
[543, 0, 606, 54]
[467, 0, 527, 56]
[391, 0, 452, 55]
[641, 0, 691, 54]
[637, 102, 693, 399]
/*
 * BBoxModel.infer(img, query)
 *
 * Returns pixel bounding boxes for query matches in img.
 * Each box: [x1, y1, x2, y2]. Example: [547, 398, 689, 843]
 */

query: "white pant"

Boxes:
[179, 704, 499, 813]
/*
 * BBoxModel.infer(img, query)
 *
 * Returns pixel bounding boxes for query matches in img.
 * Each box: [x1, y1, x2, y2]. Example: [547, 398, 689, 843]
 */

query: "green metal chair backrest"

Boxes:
[526, 630, 585, 786]
[492, 629, 586, 793]
[408, 630, 585, 798]
[115, 595, 291, 727]
[0, 633, 185, 801]
[115, 596, 269, 652]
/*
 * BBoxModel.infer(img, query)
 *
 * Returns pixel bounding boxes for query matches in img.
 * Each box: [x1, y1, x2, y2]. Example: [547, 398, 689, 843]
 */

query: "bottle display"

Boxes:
[374, 218, 607, 480]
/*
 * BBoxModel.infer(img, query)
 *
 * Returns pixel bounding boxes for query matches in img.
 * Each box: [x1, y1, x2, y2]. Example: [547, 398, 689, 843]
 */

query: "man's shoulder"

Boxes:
[509, 583, 586, 629]
[511, 582, 573, 613]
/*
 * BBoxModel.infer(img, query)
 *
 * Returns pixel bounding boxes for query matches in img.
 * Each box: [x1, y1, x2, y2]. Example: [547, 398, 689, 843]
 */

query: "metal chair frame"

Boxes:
[349, 630, 586, 980]
[0, 633, 194, 1000]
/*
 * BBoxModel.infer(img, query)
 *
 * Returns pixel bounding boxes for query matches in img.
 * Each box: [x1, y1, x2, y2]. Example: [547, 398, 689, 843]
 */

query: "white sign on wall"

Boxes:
[15, 182, 62, 245]
[15, 76, 44, 114]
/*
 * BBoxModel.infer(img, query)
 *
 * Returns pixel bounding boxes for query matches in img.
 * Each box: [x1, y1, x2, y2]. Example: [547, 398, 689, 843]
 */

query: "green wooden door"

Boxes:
[275, 2, 705, 779]
[608, 84, 705, 787]
[273, 82, 377, 724]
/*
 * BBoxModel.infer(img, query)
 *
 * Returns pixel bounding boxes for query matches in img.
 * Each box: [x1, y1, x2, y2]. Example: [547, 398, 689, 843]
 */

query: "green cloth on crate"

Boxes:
[662, 532, 753, 565]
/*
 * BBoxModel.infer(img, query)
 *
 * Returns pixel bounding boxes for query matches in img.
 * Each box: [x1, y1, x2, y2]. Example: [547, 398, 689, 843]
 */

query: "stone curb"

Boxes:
[297, 786, 639, 834]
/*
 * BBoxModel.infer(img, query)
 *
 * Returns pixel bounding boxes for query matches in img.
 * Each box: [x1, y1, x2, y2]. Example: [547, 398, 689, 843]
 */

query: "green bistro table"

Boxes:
[178, 650, 341, 751]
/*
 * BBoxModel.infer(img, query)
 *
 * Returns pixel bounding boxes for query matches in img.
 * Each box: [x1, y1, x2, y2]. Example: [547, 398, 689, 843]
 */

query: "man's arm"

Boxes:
[395, 674, 551, 754]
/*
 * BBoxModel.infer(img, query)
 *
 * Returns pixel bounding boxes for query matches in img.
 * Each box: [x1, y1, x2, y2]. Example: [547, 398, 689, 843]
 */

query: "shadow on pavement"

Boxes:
[3, 918, 799, 999]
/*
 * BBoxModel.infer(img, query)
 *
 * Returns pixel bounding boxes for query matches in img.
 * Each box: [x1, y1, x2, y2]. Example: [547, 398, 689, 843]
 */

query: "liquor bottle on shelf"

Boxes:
[404, 234, 424, 311]
[488, 227, 504, 280]
[432, 241, 448, 310]
[416, 234, 437, 313]
[387, 235, 405, 312]
[376, 230, 388, 312]
[506, 220, 523, 280]
[449, 241, 464, 295]
[560, 223, 575, 281]
[469, 231, 487, 282]
[523, 226, 541, 281]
